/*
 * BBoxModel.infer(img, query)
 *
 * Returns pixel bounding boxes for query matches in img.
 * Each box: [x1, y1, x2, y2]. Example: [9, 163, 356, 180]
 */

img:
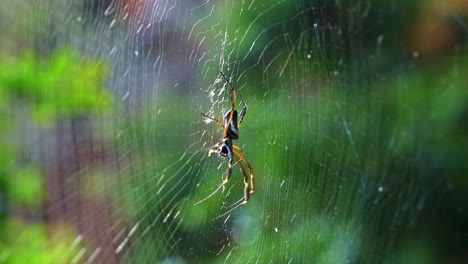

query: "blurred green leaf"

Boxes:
[0, 219, 79, 264]
[0, 49, 113, 126]
[7, 166, 43, 208]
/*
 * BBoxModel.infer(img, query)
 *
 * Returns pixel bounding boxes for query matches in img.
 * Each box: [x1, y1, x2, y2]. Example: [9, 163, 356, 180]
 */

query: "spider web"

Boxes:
[3, 0, 468, 263]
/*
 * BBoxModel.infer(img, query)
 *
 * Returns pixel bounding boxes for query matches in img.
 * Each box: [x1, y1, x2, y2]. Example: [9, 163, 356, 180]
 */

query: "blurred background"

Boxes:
[1, 0, 467, 263]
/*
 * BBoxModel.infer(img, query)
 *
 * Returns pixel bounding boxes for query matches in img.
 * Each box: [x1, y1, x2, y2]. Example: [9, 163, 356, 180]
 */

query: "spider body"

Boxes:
[213, 109, 238, 157]
[216, 137, 232, 157]
[224, 109, 239, 140]
[195, 72, 254, 219]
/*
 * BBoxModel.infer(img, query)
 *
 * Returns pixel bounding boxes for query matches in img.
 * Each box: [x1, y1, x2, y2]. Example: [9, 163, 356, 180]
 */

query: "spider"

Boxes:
[195, 72, 255, 219]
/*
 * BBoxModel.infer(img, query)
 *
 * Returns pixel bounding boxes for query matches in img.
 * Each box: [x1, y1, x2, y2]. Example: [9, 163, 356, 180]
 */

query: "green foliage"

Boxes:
[0, 49, 113, 125]
[379, 58, 468, 207]
[0, 219, 78, 264]
[7, 166, 43, 208]
[0, 48, 113, 264]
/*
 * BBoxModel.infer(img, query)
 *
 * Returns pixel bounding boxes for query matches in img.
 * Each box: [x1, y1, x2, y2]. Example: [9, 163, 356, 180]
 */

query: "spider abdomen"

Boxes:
[224, 110, 239, 140]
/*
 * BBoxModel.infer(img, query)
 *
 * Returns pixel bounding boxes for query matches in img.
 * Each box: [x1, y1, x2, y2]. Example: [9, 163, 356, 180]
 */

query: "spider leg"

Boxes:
[220, 71, 248, 127]
[194, 180, 225, 206]
[207, 142, 221, 156]
[232, 144, 245, 156]
[210, 198, 247, 221]
[201, 113, 224, 129]
[234, 153, 250, 202]
[236, 87, 247, 127]
[233, 146, 255, 194]
[211, 154, 250, 220]
[220, 157, 252, 212]
[221, 91, 235, 138]
[238, 105, 247, 128]
[220, 72, 237, 137]
[194, 143, 234, 206]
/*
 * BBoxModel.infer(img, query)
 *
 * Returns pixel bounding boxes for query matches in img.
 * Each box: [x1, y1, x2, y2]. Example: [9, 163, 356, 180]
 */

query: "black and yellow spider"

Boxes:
[195, 72, 255, 218]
